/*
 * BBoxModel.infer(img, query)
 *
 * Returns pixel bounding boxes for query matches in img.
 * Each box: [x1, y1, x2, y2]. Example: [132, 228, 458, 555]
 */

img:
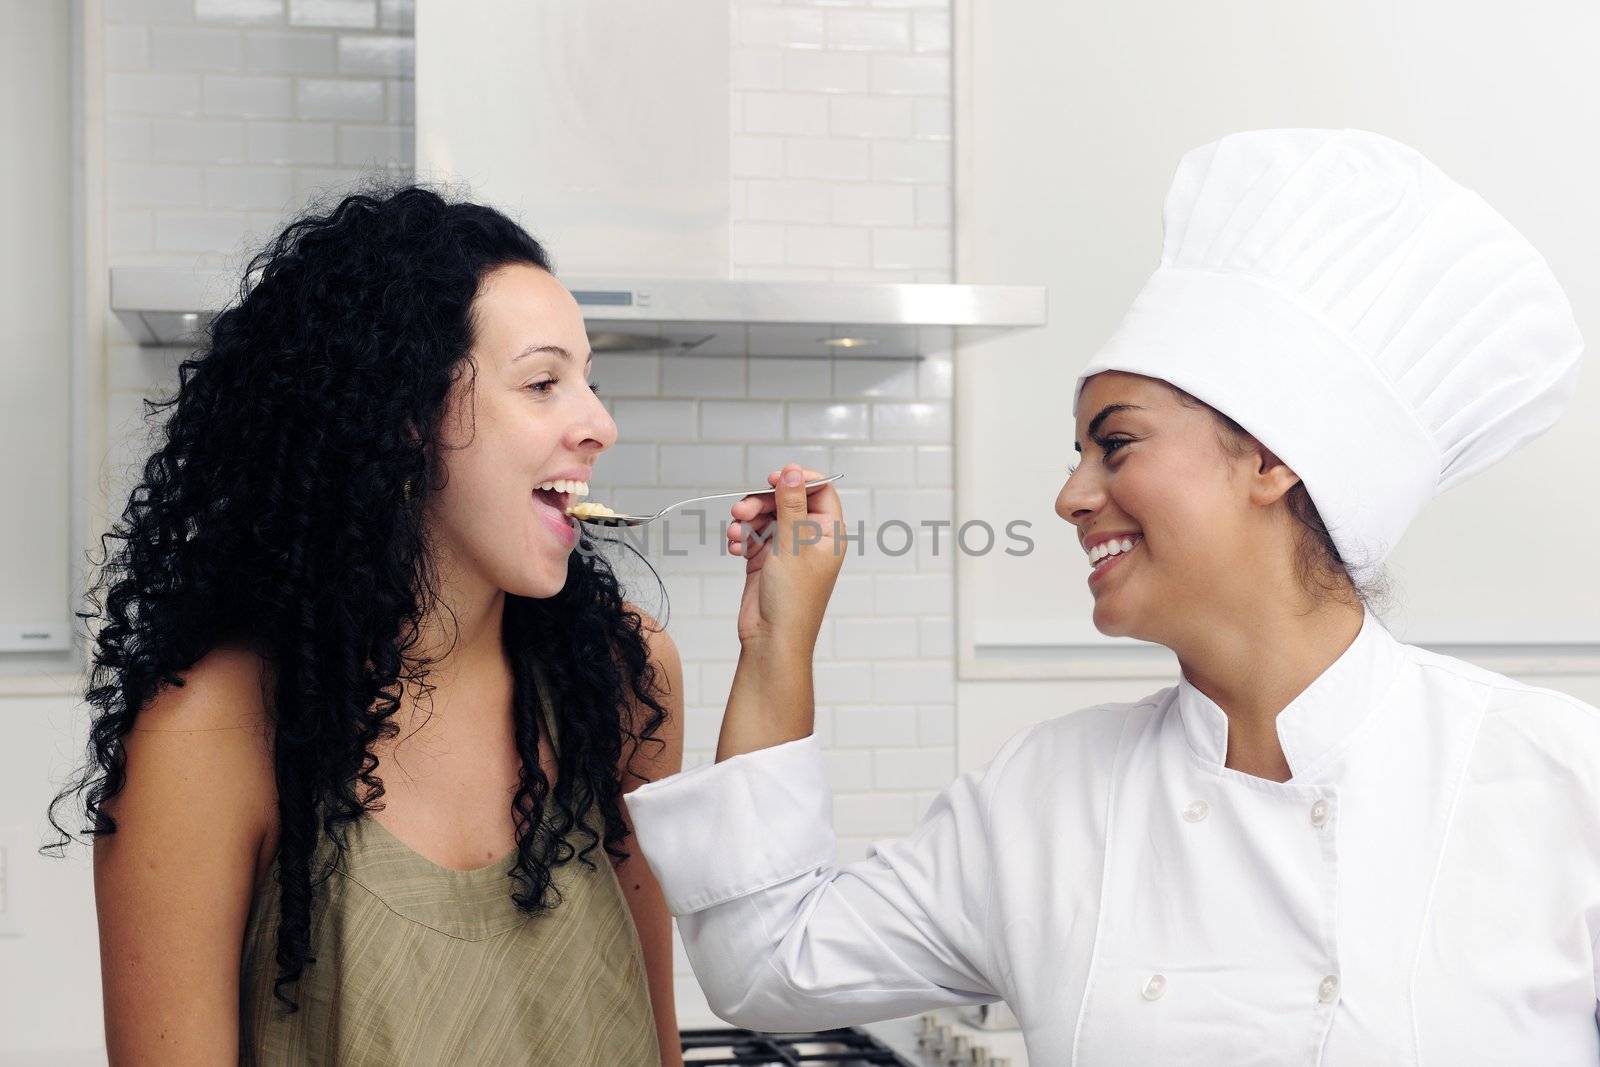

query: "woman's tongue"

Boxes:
[533, 487, 564, 513]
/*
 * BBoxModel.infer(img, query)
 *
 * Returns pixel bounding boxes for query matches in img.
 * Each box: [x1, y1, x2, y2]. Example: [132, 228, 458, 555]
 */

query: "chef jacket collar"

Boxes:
[1174, 605, 1406, 782]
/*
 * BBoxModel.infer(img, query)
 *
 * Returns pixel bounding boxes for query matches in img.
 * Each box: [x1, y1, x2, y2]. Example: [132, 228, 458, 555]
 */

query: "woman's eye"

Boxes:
[528, 379, 556, 394]
[589, 381, 601, 395]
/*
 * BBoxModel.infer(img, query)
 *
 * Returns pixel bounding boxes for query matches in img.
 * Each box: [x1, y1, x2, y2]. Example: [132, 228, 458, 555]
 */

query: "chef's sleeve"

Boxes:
[621, 729, 1028, 1032]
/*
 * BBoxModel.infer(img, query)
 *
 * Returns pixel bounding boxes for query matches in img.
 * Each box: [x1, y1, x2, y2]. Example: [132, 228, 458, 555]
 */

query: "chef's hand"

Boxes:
[727, 463, 846, 657]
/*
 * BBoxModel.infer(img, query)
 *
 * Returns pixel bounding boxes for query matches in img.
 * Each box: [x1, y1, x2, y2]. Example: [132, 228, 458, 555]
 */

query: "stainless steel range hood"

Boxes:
[110, 266, 1046, 356]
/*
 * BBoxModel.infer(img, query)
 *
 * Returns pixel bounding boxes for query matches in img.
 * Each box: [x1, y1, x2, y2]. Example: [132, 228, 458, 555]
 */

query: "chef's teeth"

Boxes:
[1088, 536, 1139, 565]
[535, 480, 589, 497]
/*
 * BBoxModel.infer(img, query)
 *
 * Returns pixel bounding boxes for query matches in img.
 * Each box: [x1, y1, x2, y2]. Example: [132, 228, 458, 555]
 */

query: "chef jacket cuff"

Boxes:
[623, 732, 834, 914]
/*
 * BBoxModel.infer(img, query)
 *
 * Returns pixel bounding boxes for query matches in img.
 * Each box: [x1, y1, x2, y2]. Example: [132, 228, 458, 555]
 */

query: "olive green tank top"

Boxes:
[237, 664, 662, 1066]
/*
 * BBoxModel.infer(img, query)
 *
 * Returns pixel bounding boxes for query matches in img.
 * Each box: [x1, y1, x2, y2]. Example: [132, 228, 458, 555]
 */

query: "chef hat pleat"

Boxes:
[1073, 128, 1584, 586]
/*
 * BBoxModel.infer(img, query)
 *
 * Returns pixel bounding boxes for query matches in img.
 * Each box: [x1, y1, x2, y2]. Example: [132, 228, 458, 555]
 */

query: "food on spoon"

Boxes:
[565, 500, 620, 520]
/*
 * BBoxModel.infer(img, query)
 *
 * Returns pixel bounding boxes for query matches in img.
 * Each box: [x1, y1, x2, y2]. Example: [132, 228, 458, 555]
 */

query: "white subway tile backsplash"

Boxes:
[106, 25, 152, 68]
[874, 573, 950, 615]
[150, 117, 245, 162]
[834, 704, 919, 747]
[871, 140, 949, 183]
[784, 225, 870, 268]
[747, 443, 829, 482]
[107, 0, 194, 22]
[873, 746, 954, 789]
[295, 78, 384, 120]
[815, 661, 875, 704]
[745, 180, 831, 225]
[291, 165, 371, 202]
[732, 135, 786, 178]
[593, 442, 657, 486]
[911, 10, 950, 53]
[108, 73, 202, 115]
[830, 182, 914, 225]
[733, 49, 785, 91]
[730, 222, 786, 266]
[385, 79, 413, 123]
[835, 616, 919, 659]
[747, 356, 832, 397]
[247, 120, 335, 163]
[154, 208, 252, 251]
[869, 53, 948, 95]
[832, 358, 918, 399]
[288, 0, 375, 29]
[914, 444, 951, 487]
[917, 703, 955, 744]
[739, 6, 825, 49]
[782, 50, 870, 94]
[828, 95, 913, 140]
[912, 96, 950, 140]
[338, 124, 410, 166]
[914, 182, 950, 226]
[834, 791, 915, 835]
[337, 34, 413, 76]
[149, 26, 244, 70]
[700, 400, 784, 441]
[613, 399, 700, 441]
[785, 138, 871, 181]
[872, 226, 950, 270]
[872, 401, 949, 442]
[377, 0, 411, 31]
[742, 92, 829, 136]
[829, 445, 915, 485]
[204, 74, 294, 117]
[108, 209, 155, 255]
[111, 163, 206, 207]
[824, 9, 911, 51]
[827, 754, 879, 796]
[594, 354, 661, 398]
[246, 30, 336, 73]
[788, 401, 869, 441]
[916, 356, 952, 400]
[107, 118, 154, 160]
[661, 355, 747, 398]
[658, 444, 746, 487]
[195, 0, 285, 24]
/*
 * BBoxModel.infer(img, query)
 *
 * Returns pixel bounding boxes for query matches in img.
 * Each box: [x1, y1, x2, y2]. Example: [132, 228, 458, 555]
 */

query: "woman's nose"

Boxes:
[576, 389, 619, 452]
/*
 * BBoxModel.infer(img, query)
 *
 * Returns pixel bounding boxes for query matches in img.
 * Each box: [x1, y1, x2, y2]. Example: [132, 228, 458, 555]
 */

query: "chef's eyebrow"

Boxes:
[511, 344, 593, 366]
[1073, 403, 1144, 453]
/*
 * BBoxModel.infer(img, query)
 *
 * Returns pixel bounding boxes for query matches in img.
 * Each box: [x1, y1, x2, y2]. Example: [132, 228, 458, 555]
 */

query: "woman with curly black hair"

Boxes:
[47, 183, 688, 1065]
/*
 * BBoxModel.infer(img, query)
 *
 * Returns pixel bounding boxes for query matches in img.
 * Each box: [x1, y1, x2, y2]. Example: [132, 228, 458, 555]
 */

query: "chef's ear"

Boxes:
[1251, 444, 1302, 504]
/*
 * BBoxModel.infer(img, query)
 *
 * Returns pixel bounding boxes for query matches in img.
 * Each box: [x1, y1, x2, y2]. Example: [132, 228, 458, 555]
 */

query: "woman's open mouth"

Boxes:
[532, 487, 576, 546]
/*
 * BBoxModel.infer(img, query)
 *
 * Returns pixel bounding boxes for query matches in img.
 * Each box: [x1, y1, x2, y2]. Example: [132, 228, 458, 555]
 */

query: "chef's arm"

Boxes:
[624, 729, 1031, 1032]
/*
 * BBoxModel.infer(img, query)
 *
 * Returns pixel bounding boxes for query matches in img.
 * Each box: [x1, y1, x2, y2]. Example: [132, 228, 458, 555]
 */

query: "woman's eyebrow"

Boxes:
[1073, 403, 1144, 452]
[512, 344, 594, 366]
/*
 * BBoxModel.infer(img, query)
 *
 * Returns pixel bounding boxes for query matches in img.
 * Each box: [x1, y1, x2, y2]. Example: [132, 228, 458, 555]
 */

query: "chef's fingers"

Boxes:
[729, 468, 828, 522]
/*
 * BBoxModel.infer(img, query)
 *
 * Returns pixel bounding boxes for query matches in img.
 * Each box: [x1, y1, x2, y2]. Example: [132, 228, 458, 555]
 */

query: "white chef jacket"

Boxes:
[623, 606, 1600, 1065]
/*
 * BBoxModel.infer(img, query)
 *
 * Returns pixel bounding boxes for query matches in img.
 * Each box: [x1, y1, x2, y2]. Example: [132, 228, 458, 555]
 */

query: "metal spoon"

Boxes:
[567, 473, 845, 528]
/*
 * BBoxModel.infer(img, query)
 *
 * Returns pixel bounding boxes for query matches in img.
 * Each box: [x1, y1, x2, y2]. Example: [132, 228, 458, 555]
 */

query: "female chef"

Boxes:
[623, 129, 1599, 1065]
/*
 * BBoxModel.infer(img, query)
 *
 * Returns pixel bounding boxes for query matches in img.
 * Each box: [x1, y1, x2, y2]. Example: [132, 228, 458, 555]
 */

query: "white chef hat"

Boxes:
[1072, 128, 1585, 587]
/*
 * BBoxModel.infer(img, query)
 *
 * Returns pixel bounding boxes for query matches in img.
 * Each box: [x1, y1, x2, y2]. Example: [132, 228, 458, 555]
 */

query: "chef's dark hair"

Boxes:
[44, 180, 671, 1013]
[1167, 384, 1395, 615]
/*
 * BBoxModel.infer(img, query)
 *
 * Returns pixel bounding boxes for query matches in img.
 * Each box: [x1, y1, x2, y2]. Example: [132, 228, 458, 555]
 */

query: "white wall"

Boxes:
[951, 0, 1600, 765]
[2, 0, 955, 1055]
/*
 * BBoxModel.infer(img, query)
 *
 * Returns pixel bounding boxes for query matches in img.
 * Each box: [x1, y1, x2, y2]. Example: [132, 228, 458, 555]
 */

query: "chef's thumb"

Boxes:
[774, 466, 808, 557]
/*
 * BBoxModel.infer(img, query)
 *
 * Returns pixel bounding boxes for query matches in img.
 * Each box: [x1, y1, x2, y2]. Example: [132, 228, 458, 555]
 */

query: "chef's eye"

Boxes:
[1065, 436, 1130, 475]
[527, 378, 556, 394]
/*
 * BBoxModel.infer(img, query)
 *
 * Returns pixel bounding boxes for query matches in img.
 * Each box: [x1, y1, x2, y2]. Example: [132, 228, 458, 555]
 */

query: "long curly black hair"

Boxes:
[44, 182, 669, 1012]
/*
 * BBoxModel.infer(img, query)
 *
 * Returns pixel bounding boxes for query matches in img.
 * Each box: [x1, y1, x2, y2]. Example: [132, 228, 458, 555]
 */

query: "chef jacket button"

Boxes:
[1310, 799, 1331, 827]
[1142, 974, 1166, 1001]
[1181, 800, 1209, 823]
[1318, 975, 1340, 1003]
